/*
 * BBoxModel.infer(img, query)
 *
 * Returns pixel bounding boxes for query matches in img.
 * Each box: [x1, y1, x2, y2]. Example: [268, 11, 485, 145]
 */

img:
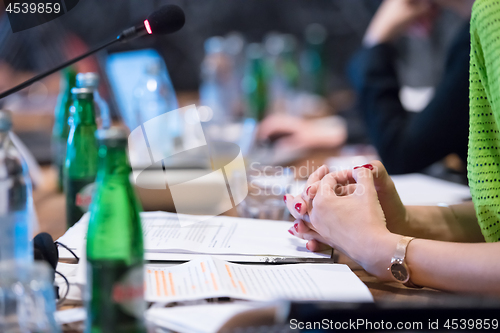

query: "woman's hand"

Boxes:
[364, 0, 437, 45]
[257, 114, 347, 152]
[285, 161, 409, 279]
[285, 161, 409, 237]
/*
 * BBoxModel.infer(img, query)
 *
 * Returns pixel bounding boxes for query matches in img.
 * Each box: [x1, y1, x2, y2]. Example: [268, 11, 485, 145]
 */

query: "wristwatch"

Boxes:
[388, 236, 422, 288]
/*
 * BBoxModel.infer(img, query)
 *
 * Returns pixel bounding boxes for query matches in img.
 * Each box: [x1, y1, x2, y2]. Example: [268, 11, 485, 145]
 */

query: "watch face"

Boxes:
[390, 263, 409, 282]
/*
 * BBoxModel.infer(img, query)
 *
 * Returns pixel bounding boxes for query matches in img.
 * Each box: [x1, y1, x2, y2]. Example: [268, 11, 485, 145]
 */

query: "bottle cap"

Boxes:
[71, 87, 93, 98]
[76, 72, 99, 89]
[246, 43, 264, 59]
[95, 127, 129, 147]
[0, 109, 13, 132]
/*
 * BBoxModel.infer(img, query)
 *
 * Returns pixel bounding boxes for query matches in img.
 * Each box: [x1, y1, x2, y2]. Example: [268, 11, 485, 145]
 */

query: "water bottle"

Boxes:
[0, 110, 33, 263]
[301, 23, 328, 96]
[76, 72, 111, 129]
[200, 37, 229, 124]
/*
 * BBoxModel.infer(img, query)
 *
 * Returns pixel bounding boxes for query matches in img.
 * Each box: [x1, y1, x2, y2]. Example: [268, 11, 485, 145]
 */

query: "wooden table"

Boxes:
[35, 161, 444, 304]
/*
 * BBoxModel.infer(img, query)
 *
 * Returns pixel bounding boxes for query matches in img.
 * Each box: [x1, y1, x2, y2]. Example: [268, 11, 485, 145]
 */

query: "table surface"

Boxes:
[35, 163, 444, 305]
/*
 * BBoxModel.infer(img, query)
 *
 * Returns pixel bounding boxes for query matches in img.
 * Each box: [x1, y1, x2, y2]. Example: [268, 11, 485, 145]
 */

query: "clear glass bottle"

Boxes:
[0, 109, 34, 262]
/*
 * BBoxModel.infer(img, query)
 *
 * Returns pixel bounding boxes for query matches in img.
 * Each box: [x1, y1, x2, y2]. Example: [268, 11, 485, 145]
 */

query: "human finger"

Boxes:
[306, 239, 332, 252]
[284, 194, 308, 219]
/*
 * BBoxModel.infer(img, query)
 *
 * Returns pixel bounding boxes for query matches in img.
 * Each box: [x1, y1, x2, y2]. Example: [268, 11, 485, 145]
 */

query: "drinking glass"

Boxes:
[0, 261, 60, 333]
[236, 166, 294, 220]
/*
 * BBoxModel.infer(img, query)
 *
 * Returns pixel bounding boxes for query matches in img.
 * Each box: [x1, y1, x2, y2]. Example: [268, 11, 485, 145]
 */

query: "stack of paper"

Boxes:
[57, 212, 332, 262]
[145, 256, 373, 303]
[144, 256, 373, 332]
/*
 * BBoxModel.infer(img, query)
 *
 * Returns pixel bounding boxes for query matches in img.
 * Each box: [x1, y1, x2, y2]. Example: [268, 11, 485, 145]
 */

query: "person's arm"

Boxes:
[391, 203, 484, 243]
[349, 1, 470, 174]
[347, 230, 500, 294]
[287, 164, 499, 295]
[286, 162, 482, 244]
[405, 238, 500, 293]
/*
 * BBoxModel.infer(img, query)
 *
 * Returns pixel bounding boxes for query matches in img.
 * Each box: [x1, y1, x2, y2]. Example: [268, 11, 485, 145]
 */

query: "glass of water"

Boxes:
[236, 166, 294, 220]
[0, 261, 60, 333]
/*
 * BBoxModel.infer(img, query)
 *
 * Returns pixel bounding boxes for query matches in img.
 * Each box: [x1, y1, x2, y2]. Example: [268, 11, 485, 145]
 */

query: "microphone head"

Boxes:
[145, 5, 185, 35]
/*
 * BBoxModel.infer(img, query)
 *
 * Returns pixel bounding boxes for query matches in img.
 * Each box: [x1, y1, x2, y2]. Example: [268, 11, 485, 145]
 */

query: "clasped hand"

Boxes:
[284, 161, 407, 280]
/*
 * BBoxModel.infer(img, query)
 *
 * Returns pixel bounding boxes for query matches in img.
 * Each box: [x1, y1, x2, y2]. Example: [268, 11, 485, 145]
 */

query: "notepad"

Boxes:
[57, 212, 332, 262]
[145, 256, 373, 303]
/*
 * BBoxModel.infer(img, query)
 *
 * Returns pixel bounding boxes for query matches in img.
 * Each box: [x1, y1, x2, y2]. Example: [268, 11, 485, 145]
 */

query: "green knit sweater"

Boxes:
[468, 0, 500, 242]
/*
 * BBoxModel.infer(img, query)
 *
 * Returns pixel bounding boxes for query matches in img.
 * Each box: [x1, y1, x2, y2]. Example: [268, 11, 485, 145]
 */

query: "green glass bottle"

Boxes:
[280, 34, 300, 91]
[243, 43, 268, 121]
[86, 128, 145, 333]
[303, 24, 328, 96]
[53, 67, 77, 192]
[64, 88, 98, 229]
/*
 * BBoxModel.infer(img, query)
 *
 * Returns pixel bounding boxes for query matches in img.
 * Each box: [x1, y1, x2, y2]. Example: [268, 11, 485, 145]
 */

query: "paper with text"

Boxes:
[57, 212, 330, 261]
[145, 256, 373, 303]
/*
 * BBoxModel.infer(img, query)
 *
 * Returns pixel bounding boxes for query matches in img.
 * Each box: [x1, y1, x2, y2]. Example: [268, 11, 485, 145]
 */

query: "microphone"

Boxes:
[119, 4, 185, 42]
[0, 5, 185, 100]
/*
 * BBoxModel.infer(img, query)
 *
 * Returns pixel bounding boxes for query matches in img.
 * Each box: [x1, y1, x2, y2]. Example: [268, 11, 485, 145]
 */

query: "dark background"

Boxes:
[0, 0, 465, 91]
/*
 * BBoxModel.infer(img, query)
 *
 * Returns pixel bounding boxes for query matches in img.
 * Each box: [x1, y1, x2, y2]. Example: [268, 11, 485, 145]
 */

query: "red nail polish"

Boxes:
[294, 223, 299, 232]
[354, 164, 374, 170]
[288, 229, 294, 235]
[295, 203, 302, 213]
[306, 242, 310, 250]
[283, 195, 287, 203]
[306, 186, 311, 196]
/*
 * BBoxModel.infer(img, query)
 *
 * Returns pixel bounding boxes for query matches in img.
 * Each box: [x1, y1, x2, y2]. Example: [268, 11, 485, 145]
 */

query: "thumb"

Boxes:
[352, 166, 376, 196]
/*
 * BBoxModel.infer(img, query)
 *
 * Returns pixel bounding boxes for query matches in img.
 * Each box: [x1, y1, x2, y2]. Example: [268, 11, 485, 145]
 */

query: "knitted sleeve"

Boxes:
[468, 0, 500, 242]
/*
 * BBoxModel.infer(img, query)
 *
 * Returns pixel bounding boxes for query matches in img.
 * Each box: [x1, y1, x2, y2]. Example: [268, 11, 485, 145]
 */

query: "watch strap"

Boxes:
[394, 236, 414, 260]
[395, 237, 423, 288]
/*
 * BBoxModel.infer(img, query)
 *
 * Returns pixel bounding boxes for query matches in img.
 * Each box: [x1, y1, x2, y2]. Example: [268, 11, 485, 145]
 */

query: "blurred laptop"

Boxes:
[105, 48, 210, 170]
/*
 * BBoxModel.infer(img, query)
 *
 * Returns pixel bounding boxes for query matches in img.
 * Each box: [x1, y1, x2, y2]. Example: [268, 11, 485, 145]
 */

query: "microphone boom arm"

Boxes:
[0, 4, 185, 100]
[0, 37, 120, 99]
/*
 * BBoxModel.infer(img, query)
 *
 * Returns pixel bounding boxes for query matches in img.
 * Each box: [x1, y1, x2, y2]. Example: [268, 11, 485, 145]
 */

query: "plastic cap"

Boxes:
[95, 127, 129, 147]
[76, 72, 99, 89]
[0, 109, 13, 132]
[71, 87, 93, 98]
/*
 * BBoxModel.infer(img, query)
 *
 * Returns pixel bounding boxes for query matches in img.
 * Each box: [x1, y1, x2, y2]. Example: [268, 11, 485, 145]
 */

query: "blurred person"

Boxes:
[257, 113, 347, 153]
[0, 7, 96, 97]
[259, 0, 471, 173]
[283, 0, 500, 295]
[349, 0, 473, 174]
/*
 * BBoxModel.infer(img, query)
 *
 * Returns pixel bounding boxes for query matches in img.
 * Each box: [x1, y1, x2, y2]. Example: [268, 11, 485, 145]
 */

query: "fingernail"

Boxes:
[294, 223, 298, 232]
[306, 242, 310, 250]
[354, 164, 374, 170]
[283, 195, 287, 203]
[306, 186, 311, 196]
[288, 229, 294, 235]
[295, 203, 302, 213]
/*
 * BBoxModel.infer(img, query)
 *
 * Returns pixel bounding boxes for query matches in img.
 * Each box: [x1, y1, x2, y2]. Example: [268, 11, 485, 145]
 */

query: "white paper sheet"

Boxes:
[146, 302, 264, 333]
[57, 212, 331, 261]
[391, 174, 471, 206]
[145, 256, 373, 303]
